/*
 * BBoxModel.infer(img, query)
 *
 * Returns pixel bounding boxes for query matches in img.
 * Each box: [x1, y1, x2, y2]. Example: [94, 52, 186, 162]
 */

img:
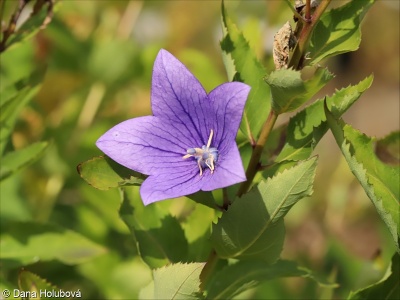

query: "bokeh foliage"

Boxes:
[1, 1, 399, 299]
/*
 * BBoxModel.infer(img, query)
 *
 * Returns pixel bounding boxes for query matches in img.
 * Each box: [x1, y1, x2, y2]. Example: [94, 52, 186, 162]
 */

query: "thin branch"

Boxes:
[0, 0, 30, 52]
[237, 109, 279, 197]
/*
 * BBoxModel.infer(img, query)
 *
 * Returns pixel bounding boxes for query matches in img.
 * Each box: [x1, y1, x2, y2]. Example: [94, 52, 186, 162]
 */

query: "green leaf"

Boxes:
[0, 222, 106, 267]
[1, 279, 22, 300]
[0, 84, 41, 156]
[88, 39, 138, 84]
[186, 191, 218, 210]
[375, 131, 400, 166]
[206, 259, 337, 299]
[211, 157, 317, 261]
[179, 49, 225, 92]
[309, 0, 375, 65]
[265, 67, 334, 114]
[120, 189, 189, 268]
[0, 141, 49, 181]
[77, 156, 145, 190]
[0, 42, 37, 87]
[221, 1, 271, 140]
[275, 75, 373, 162]
[325, 104, 400, 252]
[18, 270, 64, 300]
[78, 157, 218, 209]
[182, 204, 215, 262]
[152, 263, 205, 299]
[348, 253, 400, 300]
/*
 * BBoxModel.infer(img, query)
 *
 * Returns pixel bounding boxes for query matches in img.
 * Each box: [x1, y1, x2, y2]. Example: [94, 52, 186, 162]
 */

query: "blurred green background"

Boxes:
[1, 1, 398, 299]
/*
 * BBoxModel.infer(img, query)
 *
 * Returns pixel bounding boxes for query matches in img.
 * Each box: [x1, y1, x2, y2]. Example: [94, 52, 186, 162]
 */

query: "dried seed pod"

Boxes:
[273, 21, 295, 70]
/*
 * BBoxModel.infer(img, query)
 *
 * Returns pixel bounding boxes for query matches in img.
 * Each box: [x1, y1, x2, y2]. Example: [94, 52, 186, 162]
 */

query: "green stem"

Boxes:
[237, 109, 278, 197]
[289, 0, 332, 70]
[199, 250, 219, 291]
[222, 188, 230, 210]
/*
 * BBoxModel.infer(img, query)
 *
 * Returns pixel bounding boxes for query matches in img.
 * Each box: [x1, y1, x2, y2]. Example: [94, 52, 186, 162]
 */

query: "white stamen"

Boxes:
[206, 129, 214, 149]
[197, 160, 203, 176]
[183, 129, 218, 176]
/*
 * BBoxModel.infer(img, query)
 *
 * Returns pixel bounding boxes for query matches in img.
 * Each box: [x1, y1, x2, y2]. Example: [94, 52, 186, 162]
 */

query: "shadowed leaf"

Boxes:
[0, 141, 49, 181]
[348, 253, 399, 300]
[120, 189, 188, 269]
[0, 222, 106, 267]
[206, 259, 337, 299]
[265, 67, 333, 114]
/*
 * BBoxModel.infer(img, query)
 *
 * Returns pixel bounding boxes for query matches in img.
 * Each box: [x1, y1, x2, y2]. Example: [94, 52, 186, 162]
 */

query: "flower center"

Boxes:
[183, 130, 219, 176]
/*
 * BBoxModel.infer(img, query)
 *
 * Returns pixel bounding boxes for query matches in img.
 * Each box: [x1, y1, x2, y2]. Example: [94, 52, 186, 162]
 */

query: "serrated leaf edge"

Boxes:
[215, 157, 318, 258]
[325, 105, 399, 252]
[154, 262, 205, 299]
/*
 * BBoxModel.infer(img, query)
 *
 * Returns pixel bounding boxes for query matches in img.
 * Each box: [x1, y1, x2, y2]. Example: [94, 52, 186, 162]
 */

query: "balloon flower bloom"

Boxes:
[96, 49, 250, 205]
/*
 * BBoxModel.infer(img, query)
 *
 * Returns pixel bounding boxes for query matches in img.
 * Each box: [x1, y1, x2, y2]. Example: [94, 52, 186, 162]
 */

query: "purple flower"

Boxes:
[96, 49, 250, 205]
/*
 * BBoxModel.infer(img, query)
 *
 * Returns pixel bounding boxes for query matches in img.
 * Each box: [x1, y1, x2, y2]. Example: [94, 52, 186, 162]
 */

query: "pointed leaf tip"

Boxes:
[78, 156, 145, 190]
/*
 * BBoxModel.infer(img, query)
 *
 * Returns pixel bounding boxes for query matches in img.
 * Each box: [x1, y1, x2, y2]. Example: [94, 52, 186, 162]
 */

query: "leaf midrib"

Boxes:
[170, 264, 203, 299]
[233, 162, 314, 257]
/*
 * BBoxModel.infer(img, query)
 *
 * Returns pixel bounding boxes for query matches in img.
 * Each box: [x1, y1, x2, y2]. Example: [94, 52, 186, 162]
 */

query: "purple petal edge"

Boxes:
[96, 49, 251, 205]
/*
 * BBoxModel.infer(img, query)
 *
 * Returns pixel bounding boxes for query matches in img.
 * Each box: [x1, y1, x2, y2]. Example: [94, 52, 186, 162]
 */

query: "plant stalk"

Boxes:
[199, 250, 219, 291]
[289, 0, 332, 69]
[237, 109, 278, 197]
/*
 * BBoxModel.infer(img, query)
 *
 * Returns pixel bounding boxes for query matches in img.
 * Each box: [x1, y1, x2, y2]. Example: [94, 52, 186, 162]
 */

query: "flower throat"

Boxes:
[183, 130, 219, 176]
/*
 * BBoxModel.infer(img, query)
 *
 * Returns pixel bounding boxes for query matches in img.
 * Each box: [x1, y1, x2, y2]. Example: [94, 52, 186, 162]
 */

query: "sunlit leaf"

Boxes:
[0, 141, 49, 181]
[179, 49, 225, 92]
[18, 270, 62, 300]
[221, 1, 271, 141]
[325, 104, 400, 252]
[0, 279, 22, 300]
[275, 75, 373, 162]
[88, 39, 138, 84]
[0, 222, 106, 267]
[211, 157, 317, 261]
[309, 0, 375, 65]
[348, 253, 399, 300]
[265, 67, 333, 114]
[78, 255, 152, 300]
[206, 259, 337, 299]
[152, 263, 205, 299]
[77, 156, 145, 190]
[139, 280, 154, 300]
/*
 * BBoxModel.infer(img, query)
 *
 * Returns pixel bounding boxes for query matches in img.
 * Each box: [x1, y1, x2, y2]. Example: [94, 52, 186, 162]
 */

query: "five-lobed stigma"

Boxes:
[183, 130, 219, 176]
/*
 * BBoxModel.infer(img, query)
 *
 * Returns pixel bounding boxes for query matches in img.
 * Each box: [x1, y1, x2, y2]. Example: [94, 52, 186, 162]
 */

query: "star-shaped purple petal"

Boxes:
[96, 49, 250, 205]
